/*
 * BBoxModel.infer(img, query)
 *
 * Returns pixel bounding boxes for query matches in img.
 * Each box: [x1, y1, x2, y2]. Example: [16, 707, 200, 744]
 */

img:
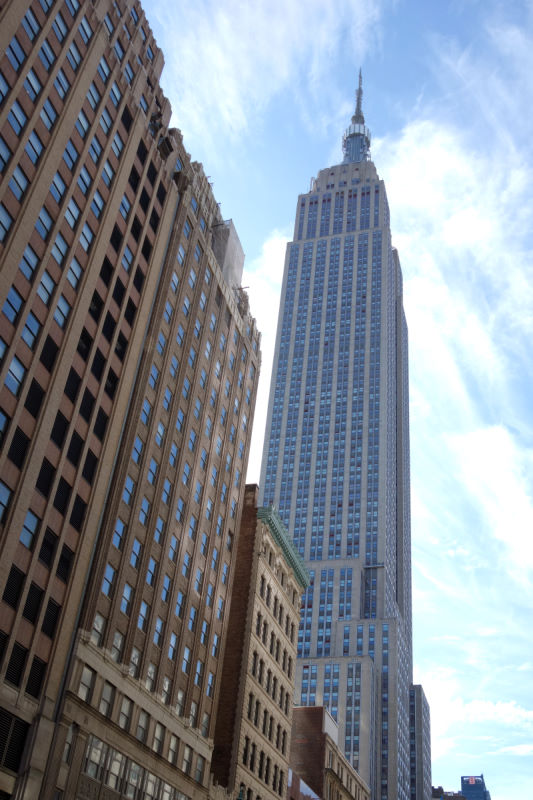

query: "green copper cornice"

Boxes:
[257, 506, 310, 589]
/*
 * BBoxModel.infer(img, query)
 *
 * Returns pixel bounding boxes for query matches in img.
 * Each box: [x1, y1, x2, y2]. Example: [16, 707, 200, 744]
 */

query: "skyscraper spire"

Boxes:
[342, 68, 371, 163]
[353, 68, 365, 124]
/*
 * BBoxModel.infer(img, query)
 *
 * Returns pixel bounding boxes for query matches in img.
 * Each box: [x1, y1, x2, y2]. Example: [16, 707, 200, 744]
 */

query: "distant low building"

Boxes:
[460, 776, 491, 800]
[290, 706, 370, 800]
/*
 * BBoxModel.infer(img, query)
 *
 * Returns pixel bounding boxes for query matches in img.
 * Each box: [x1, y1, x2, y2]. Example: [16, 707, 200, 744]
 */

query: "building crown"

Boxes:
[342, 69, 371, 163]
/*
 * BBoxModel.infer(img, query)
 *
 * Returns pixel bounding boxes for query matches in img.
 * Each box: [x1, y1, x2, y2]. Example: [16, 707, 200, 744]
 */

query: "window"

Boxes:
[110, 81, 122, 107]
[53, 12, 68, 42]
[22, 9, 41, 40]
[146, 557, 157, 586]
[141, 398, 151, 425]
[9, 165, 29, 201]
[182, 646, 191, 675]
[99, 682, 115, 716]
[7, 36, 26, 72]
[26, 130, 43, 165]
[101, 563, 115, 597]
[112, 518, 125, 550]
[79, 15, 93, 44]
[111, 630, 124, 661]
[20, 510, 40, 549]
[147, 457, 158, 483]
[0, 136, 11, 173]
[119, 696, 132, 730]
[38, 39, 55, 72]
[139, 496, 150, 525]
[53, 295, 71, 328]
[67, 257, 83, 289]
[54, 68, 70, 98]
[154, 515, 165, 543]
[138, 600, 150, 631]
[3, 287, 23, 323]
[122, 475, 135, 505]
[153, 617, 164, 646]
[67, 41, 81, 71]
[130, 537, 142, 568]
[78, 665, 95, 701]
[136, 710, 149, 743]
[5, 356, 25, 396]
[161, 574, 171, 602]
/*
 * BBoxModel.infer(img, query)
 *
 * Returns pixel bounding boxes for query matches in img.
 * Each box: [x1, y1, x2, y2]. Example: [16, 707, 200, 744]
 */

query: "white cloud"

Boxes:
[242, 230, 290, 483]
[147, 0, 387, 156]
[445, 426, 533, 582]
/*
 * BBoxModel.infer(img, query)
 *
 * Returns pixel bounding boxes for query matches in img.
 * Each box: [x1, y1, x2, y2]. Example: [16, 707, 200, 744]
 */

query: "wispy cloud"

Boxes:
[147, 0, 388, 158]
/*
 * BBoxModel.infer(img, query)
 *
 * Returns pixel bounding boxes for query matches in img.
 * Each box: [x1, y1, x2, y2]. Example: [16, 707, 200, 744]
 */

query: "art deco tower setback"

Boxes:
[260, 74, 425, 799]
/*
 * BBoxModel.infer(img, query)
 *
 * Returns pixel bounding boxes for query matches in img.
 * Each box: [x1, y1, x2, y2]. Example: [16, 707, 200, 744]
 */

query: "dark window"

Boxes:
[56, 544, 73, 582]
[39, 336, 59, 372]
[82, 450, 97, 484]
[77, 328, 93, 360]
[115, 332, 127, 361]
[104, 368, 118, 399]
[91, 349, 105, 380]
[7, 427, 29, 468]
[53, 477, 72, 514]
[141, 237, 152, 261]
[149, 209, 160, 232]
[137, 139, 148, 164]
[147, 161, 157, 185]
[0, 710, 29, 771]
[93, 408, 108, 440]
[79, 389, 95, 422]
[128, 166, 140, 192]
[41, 598, 60, 638]
[38, 527, 58, 566]
[70, 494, 86, 531]
[156, 182, 167, 205]
[100, 257, 113, 286]
[131, 215, 141, 241]
[24, 379, 45, 418]
[50, 412, 68, 447]
[36, 458, 55, 497]
[22, 583, 44, 623]
[112, 278, 125, 307]
[139, 188, 150, 212]
[66, 431, 84, 466]
[89, 291, 104, 322]
[64, 368, 81, 402]
[2, 566, 25, 609]
[134, 267, 145, 292]
[5, 642, 28, 686]
[102, 312, 116, 341]
[125, 299, 136, 326]
[110, 225, 123, 252]
[121, 105, 133, 132]
[26, 656, 46, 697]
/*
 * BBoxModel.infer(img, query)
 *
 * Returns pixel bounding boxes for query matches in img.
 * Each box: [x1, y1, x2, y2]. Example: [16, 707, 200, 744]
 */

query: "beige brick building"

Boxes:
[0, 0, 260, 797]
[289, 707, 370, 800]
[212, 485, 309, 800]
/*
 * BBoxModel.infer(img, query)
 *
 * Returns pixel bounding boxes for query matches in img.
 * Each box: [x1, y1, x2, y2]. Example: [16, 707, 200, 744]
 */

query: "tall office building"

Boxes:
[260, 74, 426, 799]
[0, 0, 260, 797]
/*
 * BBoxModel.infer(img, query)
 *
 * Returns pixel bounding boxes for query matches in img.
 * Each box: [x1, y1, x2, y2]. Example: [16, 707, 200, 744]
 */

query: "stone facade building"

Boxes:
[212, 484, 309, 800]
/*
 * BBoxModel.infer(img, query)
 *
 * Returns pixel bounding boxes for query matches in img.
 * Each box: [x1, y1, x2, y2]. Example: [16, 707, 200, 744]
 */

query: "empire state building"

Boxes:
[259, 75, 430, 799]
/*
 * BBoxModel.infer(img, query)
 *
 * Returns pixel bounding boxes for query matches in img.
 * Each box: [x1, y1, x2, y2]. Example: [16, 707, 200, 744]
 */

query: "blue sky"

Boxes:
[143, 1, 533, 795]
